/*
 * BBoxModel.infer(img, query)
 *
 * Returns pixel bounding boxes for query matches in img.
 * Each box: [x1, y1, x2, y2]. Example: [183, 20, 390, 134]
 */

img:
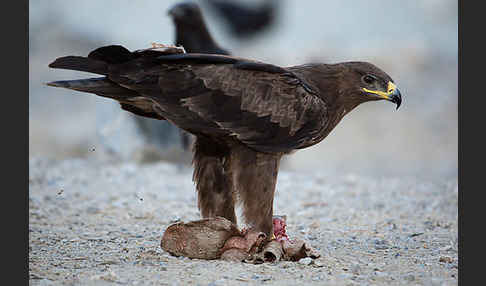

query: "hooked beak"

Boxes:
[387, 83, 402, 110]
[363, 82, 402, 110]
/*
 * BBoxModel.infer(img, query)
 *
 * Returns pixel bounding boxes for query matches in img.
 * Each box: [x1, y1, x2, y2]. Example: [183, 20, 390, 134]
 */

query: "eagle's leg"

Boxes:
[226, 144, 282, 238]
[192, 137, 236, 223]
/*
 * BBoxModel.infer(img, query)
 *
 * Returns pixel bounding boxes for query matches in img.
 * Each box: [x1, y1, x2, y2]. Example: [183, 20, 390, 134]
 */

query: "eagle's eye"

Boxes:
[362, 75, 376, 85]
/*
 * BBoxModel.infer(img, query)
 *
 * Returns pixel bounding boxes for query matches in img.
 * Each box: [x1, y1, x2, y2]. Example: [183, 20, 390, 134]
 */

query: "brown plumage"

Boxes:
[47, 44, 402, 238]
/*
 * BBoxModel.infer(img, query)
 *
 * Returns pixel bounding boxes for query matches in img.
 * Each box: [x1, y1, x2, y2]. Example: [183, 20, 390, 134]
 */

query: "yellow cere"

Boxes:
[363, 81, 396, 99]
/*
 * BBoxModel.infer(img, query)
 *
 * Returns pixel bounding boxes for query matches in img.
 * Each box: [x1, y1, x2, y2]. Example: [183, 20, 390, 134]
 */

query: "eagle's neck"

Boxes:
[288, 64, 362, 149]
[289, 63, 362, 111]
[287, 64, 343, 104]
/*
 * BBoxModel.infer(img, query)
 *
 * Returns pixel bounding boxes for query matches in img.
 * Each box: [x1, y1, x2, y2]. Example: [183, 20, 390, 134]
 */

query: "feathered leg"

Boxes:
[192, 137, 236, 223]
[226, 144, 282, 238]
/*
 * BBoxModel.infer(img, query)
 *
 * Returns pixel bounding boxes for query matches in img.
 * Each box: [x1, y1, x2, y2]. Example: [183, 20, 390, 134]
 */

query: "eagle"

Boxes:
[47, 44, 401, 239]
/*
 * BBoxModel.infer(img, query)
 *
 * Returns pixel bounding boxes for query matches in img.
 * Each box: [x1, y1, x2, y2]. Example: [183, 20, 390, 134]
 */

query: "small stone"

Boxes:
[298, 257, 313, 265]
[374, 239, 390, 250]
[312, 274, 325, 281]
[374, 271, 388, 278]
[439, 256, 453, 263]
[313, 259, 325, 268]
[439, 245, 452, 251]
[408, 232, 424, 238]
[309, 221, 320, 229]
[403, 274, 415, 281]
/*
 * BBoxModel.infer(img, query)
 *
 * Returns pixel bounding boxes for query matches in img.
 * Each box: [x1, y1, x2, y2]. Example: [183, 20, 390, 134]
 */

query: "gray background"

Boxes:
[29, 0, 457, 181]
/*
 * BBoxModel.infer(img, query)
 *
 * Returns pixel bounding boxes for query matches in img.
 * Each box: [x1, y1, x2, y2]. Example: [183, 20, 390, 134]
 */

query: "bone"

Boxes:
[262, 240, 284, 262]
[282, 239, 321, 261]
[160, 216, 320, 263]
[220, 248, 252, 262]
[161, 217, 240, 259]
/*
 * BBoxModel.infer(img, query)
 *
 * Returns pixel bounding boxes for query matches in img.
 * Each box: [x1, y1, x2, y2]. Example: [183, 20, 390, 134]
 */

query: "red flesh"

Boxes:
[273, 217, 289, 242]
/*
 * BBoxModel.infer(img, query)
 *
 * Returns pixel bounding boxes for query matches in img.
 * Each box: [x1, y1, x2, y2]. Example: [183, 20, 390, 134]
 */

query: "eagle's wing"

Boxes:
[106, 53, 329, 153]
[49, 47, 329, 153]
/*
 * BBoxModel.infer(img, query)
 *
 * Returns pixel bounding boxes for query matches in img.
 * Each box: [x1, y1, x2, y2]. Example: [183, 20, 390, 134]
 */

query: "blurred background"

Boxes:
[29, 0, 457, 181]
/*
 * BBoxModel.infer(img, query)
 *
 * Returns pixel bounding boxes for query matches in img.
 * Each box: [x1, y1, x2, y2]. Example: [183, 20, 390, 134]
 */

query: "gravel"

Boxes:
[29, 156, 458, 285]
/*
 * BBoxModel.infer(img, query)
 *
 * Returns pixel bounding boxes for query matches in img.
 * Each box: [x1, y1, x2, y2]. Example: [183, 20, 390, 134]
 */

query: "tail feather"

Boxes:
[46, 45, 172, 121]
[46, 77, 139, 100]
[48, 56, 108, 75]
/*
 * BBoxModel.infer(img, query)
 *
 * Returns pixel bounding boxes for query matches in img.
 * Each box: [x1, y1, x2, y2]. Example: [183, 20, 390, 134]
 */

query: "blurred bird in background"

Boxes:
[169, 2, 230, 55]
[202, 0, 279, 39]
[131, 1, 232, 161]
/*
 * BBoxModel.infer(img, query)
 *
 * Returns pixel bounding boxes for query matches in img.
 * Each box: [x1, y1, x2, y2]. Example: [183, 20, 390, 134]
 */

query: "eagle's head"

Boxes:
[339, 61, 402, 110]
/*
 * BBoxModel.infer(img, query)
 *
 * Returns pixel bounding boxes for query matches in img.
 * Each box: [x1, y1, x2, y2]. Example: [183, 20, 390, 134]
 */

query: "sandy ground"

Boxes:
[29, 156, 457, 286]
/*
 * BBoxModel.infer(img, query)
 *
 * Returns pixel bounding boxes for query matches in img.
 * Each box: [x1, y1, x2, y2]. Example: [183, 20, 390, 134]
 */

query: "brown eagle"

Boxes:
[47, 45, 401, 238]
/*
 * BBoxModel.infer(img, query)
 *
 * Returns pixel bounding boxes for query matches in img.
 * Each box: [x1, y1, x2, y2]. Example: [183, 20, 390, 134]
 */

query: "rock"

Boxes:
[374, 270, 388, 278]
[374, 239, 390, 250]
[439, 256, 453, 263]
[313, 259, 325, 268]
[298, 257, 313, 265]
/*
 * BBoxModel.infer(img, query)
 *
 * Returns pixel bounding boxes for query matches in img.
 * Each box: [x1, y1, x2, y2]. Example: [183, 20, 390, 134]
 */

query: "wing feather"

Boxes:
[106, 55, 329, 153]
[191, 65, 322, 135]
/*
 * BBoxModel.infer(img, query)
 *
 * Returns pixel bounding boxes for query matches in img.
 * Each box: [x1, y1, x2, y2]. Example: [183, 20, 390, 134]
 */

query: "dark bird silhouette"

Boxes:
[47, 44, 402, 239]
[133, 2, 231, 152]
[169, 2, 230, 55]
[203, 0, 279, 38]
